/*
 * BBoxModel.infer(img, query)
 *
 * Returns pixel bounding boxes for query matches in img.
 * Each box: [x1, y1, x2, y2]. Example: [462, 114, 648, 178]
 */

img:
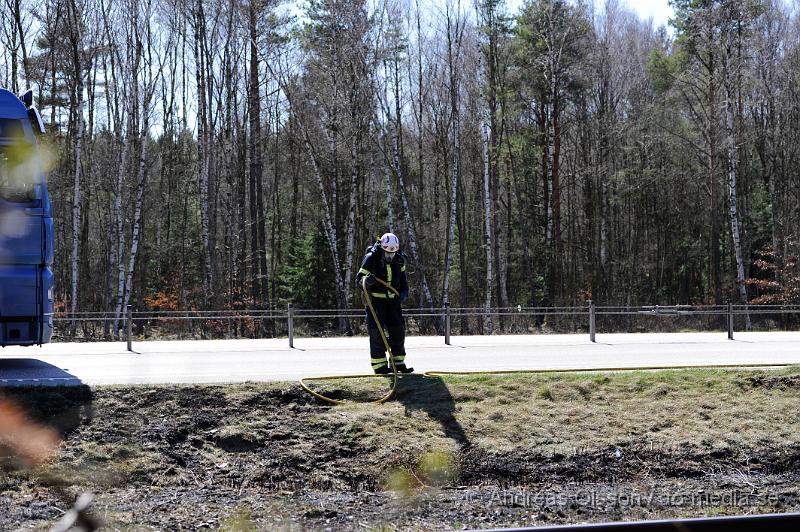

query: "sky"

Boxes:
[627, 0, 674, 27]
[285, 1, 678, 32]
[505, 0, 675, 28]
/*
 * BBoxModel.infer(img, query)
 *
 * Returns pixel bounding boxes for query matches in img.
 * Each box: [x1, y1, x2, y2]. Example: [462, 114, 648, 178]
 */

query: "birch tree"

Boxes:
[193, 0, 216, 308]
[66, 0, 85, 326]
[477, 0, 511, 328]
[377, 0, 435, 311]
[104, 0, 133, 335]
[248, 0, 265, 306]
[481, 118, 493, 332]
[13, 0, 800, 338]
[441, 1, 464, 310]
[121, 0, 160, 320]
[721, 0, 758, 328]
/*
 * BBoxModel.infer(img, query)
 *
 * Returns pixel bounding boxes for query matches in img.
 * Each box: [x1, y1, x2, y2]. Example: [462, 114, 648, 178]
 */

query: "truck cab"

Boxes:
[0, 88, 54, 345]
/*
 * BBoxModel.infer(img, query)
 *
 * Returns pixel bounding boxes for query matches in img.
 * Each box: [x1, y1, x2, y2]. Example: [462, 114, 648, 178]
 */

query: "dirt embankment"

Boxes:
[1, 369, 800, 530]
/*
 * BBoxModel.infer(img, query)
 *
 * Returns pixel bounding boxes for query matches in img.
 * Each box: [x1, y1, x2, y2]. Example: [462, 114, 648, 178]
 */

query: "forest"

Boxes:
[1, 0, 798, 334]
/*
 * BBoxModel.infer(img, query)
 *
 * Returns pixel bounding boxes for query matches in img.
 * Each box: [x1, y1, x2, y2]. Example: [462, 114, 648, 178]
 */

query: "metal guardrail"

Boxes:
[51, 302, 800, 352]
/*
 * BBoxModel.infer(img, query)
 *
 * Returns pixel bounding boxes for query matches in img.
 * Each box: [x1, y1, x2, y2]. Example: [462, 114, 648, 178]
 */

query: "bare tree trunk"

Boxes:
[384, 153, 395, 232]
[11, 0, 30, 85]
[122, 94, 151, 316]
[765, 97, 783, 273]
[343, 142, 359, 318]
[704, 22, 722, 305]
[104, 1, 130, 335]
[195, 0, 214, 309]
[6, 21, 19, 94]
[541, 102, 552, 281]
[303, 134, 349, 332]
[248, 1, 263, 305]
[481, 0, 508, 324]
[414, 0, 425, 207]
[270, 93, 282, 310]
[393, 122, 434, 310]
[724, 32, 751, 329]
[497, 182, 509, 309]
[599, 169, 609, 298]
[112, 129, 130, 336]
[122, 0, 157, 318]
[70, 111, 83, 327]
[268, 60, 350, 331]
[551, 90, 562, 300]
[442, 6, 462, 310]
[379, 24, 435, 313]
[481, 119, 494, 333]
[255, 120, 269, 316]
[114, 0, 146, 335]
[67, 0, 84, 330]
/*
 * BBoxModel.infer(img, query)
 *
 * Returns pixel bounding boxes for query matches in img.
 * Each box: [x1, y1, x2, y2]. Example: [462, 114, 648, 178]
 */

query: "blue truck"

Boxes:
[0, 87, 54, 345]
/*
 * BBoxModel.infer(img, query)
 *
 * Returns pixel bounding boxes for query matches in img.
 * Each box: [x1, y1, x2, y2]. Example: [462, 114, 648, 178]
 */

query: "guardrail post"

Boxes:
[288, 303, 294, 348]
[589, 299, 596, 343]
[126, 305, 133, 351]
[727, 300, 734, 340]
[445, 302, 451, 345]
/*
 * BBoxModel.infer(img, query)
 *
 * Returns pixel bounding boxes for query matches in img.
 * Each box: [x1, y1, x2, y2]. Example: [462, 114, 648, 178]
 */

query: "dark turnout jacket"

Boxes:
[355, 243, 408, 301]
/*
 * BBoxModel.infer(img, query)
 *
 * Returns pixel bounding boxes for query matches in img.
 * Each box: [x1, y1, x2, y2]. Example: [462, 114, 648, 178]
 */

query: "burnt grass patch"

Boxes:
[741, 374, 800, 390]
[460, 443, 800, 485]
[1, 368, 800, 530]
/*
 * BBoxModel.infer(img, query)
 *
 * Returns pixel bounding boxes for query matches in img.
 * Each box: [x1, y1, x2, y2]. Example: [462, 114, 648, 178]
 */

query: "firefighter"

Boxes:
[356, 232, 413, 374]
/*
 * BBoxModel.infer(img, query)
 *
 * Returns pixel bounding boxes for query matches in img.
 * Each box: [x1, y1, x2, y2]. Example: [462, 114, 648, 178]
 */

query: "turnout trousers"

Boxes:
[365, 298, 407, 371]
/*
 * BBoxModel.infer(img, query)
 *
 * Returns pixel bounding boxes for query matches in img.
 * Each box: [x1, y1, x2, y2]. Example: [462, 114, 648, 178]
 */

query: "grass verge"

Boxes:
[1, 366, 798, 530]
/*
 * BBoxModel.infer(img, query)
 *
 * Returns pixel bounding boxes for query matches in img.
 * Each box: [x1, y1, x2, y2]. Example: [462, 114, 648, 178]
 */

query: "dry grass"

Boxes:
[2, 367, 799, 529]
[315, 367, 800, 457]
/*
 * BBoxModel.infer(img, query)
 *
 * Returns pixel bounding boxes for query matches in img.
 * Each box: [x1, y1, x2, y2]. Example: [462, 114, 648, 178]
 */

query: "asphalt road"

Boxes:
[0, 331, 798, 386]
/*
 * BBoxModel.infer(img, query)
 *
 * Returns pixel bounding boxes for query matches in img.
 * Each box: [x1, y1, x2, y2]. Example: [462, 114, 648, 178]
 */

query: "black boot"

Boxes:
[374, 366, 392, 375]
[394, 364, 414, 373]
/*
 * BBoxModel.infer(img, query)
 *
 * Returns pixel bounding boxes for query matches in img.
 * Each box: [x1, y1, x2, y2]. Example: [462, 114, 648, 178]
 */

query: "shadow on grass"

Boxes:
[395, 374, 471, 448]
[0, 359, 93, 436]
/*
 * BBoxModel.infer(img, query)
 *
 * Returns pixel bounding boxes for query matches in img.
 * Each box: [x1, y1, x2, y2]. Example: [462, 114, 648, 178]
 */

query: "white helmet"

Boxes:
[379, 232, 400, 252]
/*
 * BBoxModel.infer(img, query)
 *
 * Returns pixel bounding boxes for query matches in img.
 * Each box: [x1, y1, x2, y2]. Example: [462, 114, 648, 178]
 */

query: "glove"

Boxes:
[365, 274, 377, 287]
[400, 290, 408, 303]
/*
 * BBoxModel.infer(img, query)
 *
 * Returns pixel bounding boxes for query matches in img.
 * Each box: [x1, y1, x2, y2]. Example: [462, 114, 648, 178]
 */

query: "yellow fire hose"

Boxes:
[299, 280, 794, 404]
[298, 276, 404, 405]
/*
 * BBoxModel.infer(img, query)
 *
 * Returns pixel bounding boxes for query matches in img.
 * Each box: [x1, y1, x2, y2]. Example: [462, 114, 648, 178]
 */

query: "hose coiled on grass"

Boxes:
[298, 276, 401, 405]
